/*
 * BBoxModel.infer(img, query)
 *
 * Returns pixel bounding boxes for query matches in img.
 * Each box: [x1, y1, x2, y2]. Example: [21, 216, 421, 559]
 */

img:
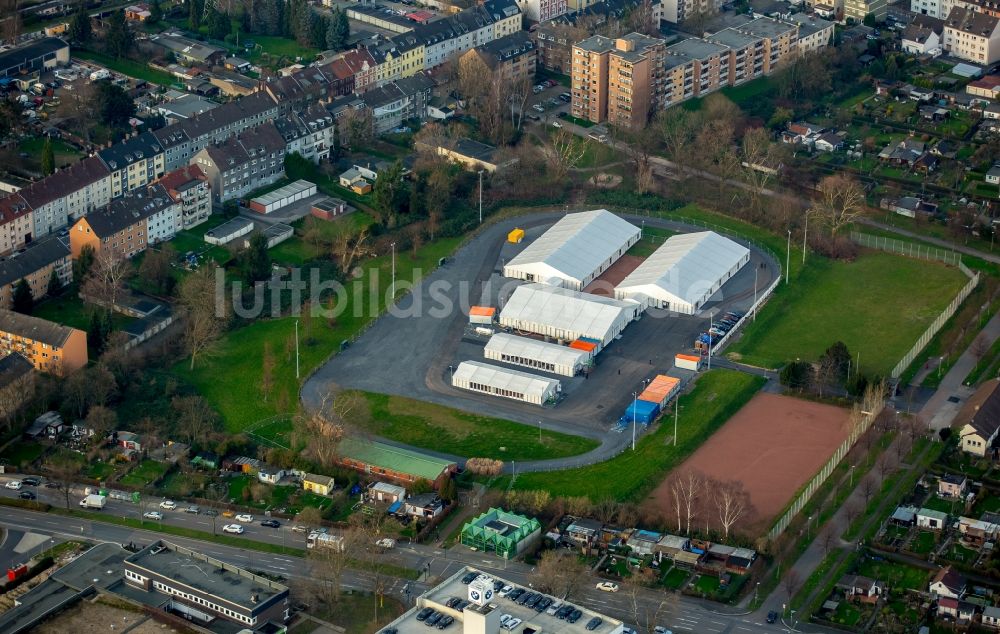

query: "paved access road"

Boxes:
[0, 486, 824, 633]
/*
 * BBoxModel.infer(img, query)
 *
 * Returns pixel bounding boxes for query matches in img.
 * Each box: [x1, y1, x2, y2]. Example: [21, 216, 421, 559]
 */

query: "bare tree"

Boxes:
[860, 474, 879, 505]
[811, 174, 867, 236]
[177, 266, 226, 371]
[0, 368, 33, 429]
[593, 498, 621, 524]
[306, 524, 364, 606]
[529, 550, 590, 599]
[543, 129, 589, 180]
[82, 248, 131, 307]
[818, 526, 838, 556]
[844, 500, 862, 528]
[172, 395, 220, 445]
[714, 480, 754, 541]
[876, 453, 897, 480]
[260, 341, 275, 402]
[329, 223, 371, 276]
[676, 469, 704, 535]
[781, 569, 803, 601]
[44, 454, 80, 509]
[295, 391, 362, 468]
[740, 127, 786, 218]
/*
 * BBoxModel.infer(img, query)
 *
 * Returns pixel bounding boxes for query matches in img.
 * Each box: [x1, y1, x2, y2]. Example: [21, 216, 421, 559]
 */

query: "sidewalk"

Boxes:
[918, 308, 1000, 431]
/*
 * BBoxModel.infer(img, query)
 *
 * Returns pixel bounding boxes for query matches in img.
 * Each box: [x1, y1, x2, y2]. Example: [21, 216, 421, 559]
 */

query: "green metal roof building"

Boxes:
[460, 508, 541, 559]
[337, 438, 456, 488]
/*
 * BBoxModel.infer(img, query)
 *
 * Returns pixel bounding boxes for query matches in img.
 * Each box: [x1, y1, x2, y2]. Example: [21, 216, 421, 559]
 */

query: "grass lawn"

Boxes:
[318, 591, 406, 634]
[86, 460, 116, 481]
[119, 460, 167, 488]
[158, 470, 211, 498]
[249, 36, 320, 63]
[0, 441, 46, 467]
[269, 213, 375, 267]
[921, 496, 957, 513]
[855, 558, 930, 592]
[974, 494, 1000, 515]
[910, 530, 937, 555]
[728, 252, 968, 375]
[945, 543, 978, 564]
[166, 215, 233, 266]
[72, 50, 178, 86]
[662, 567, 689, 590]
[693, 575, 720, 595]
[575, 139, 619, 168]
[498, 369, 764, 501]
[18, 137, 82, 170]
[32, 292, 135, 333]
[354, 392, 598, 461]
[626, 227, 677, 259]
[175, 234, 463, 431]
[831, 601, 863, 627]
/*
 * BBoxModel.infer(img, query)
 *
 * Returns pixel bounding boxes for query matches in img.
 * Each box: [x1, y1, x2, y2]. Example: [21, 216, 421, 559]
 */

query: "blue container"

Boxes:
[620, 399, 660, 426]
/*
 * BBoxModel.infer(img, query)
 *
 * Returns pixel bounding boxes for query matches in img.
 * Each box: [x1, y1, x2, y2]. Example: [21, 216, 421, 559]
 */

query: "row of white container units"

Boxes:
[451, 360, 562, 405]
[483, 332, 592, 377]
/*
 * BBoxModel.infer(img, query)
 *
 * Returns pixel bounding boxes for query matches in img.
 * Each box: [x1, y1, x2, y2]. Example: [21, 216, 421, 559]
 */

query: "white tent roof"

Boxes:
[485, 333, 589, 368]
[505, 210, 640, 284]
[453, 361, 560, 400]
[500, 283, 637, 342]
[616, 232, 749, 308]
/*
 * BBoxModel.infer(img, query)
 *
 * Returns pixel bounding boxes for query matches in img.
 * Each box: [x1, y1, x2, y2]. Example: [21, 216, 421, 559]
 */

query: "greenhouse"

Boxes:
[460, 508, 541, 559]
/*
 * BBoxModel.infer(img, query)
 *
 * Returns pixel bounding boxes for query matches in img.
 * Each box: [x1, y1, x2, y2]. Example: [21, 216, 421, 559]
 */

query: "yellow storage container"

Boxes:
[507, 228, 525, 244]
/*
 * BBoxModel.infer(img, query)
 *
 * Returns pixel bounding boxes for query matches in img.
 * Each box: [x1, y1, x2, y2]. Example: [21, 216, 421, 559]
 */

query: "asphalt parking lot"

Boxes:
[301, 212, 778, 450]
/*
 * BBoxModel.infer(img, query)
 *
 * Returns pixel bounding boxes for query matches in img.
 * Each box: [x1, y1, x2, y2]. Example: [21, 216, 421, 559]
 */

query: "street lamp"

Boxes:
[849, 464, 856, 487]
[631, 391, 638, 451]
[390, 242, 397, 300]
[785, 229, 791, 285]
[478, 170, 484, 224]
[538, 420, 542, 443]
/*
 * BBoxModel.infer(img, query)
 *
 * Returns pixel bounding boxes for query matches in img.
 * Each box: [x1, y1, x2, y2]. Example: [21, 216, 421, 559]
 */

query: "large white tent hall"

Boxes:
[614, 231, 750, 314]
[502, 209, 641, 290]
[484, 332, 591, 377]
[451, 360, 562, 405]
[499, 283, 641, 351]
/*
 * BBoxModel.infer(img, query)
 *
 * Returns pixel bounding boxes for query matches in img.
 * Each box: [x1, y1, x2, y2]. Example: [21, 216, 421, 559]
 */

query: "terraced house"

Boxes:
[193, 122, 287, 203]
[0, 234, 71, 309]
[155, 165, 212, 230]
[70, 184, 179, 260]
[98, 132, 166, 199]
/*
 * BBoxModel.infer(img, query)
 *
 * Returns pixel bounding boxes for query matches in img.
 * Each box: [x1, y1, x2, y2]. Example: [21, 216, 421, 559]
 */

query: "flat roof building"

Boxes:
[499, 283, 640, 349]
[378, 566, 624, 634]
[337, 437, 456, 488]
[460, 508, 542, 559]
[484, 332, 590, 377]
[0, 37, 69, 78]
[452, 360, 562, 405]
[502, 210, 640, 291]
[248, 180, 317, 214]
[614, 231, 749, 314]
[124, 540, 289, 630]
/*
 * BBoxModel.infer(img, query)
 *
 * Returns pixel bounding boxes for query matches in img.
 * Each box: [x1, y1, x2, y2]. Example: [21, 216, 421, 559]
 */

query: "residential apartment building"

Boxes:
[534, 0, 640, 73]
[360, 74, 435, 134]
[515, 0, 567, 22]
[460, 32, 537, 85]
[54, 156, 114, 223]
[155, 165, 212, 230]
[273, 104, 337, 164]
[663, 38, 731, 106]
[943, 6, 1000, 64]
[0, 235, 71, 309]
[192, 122, 287, 203]
[0, 194, 34, 255]
[787, 13, 835, 52]
[152, 91, 280, 172]
[0, 309, 87, 375]
[845, 0, 888, 23]
[70, 184, 178, 260]
[662, 0, 726, 24]
[124, 541, 290, 630]
[97, 132, 166, 199]
[738, 17, 798, 74]
[571, 33, 667, 127]
[911, 0, 963, 19]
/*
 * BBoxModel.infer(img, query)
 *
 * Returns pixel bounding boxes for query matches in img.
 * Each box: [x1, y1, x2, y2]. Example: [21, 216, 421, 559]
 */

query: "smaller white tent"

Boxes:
[484, 332, 590, 377]
[452, 360, 561, 405]
[614, 232, 750, 314]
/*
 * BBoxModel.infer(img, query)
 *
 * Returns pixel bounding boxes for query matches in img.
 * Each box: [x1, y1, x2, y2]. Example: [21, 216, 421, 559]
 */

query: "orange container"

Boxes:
[569, 339, 598, 352]
[638, 375, 680, 407]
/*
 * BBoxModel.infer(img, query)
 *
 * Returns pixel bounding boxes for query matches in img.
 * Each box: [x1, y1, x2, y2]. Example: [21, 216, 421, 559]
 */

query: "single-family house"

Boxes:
[985, 103, 1000, 120]
[983, 605, 1000, 629]
[902, 16, 943, 56]
[836, 575, 884, 605]
[370, 481, 407, 504]
[931, 139, 959, 159]
[918, 508, 949, 530]
[414, 138, 518, 172]
[881, 196, 939, 218]
[654, 534, 690, 559]
[814, 132, 844, 152]
[958, 379, 1000, 457]
[404, 492, 445, 519]
[224, 456, 262, 473]
[919, 105, 951, 121]
[565, 518, 604, 549]
[257, 465, 287, 484]
[958, 516, 1000, 547]
[627, 530, 662, 556]
[938, 597, 976, 622]
[782, 121, 824, 145]
[988, 165, 1000, 185]
[879, 138, 929, 167]
[930, 566, 967, 599]
[890, 505, 918, 527]
[301, 473, 335, 496]
[939, 473, 969, 498]
[116, 431, 143, 452]
[24, 410, 64, 439]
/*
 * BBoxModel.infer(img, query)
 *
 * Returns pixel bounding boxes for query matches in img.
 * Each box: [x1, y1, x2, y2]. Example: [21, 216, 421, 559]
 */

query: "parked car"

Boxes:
[417, 608, 434, 621]
[426, 612, 443, 627]
[567, 610, 582, 623]
[596, 582, 619, 592]
[292, 525, 310, 533]
[5, 480, 21, 490]
[222, 524, 244, 534]
[586, 618, 603, 631]
[235, 513, 254, 522]
[204, 509, 218, 517]
[461, 572, 479, 584]
[526, 114, 541, 121]
[159, 500, 176, 510]
[261, 519, 280, 528]
[499, 614, 512, 627]
[499, 585, 513, 597]
[21, 477, 40, 486]
[504, 618, 522, 631]
[507, 588, 525, 601]
[653, 627, 672, 634]
[552, 120, 563, 128]
[183, 505, 200, 514]
[19, 491, 35, 500]
[437, 615, 454, 629]
[143, 511, 163, 520]
[446, 597, 462, 609]
[766, 611, 778, 624]
[532, 104, 545, 113]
